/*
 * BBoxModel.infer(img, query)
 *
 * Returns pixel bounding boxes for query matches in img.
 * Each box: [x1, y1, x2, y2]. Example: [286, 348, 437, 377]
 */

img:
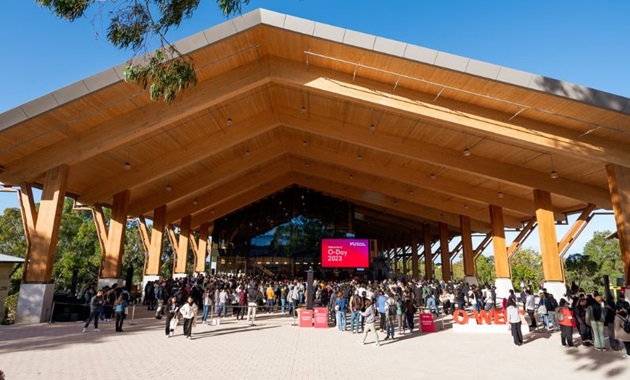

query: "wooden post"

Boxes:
[172, 215, 191, 276]
[145, 205, 166, 276]
[192, 222, 210, 273]
[24, 165, 69, 283]
[489, 204, 513, 297]
[100, 190, 130, 279]
[439, 223, 451, 281]
[411, 229, 419, 281]
[606, 164, 630, 285]
[460, 215, 476, 279]
[533, 190, 563, 282]
[424, 224, 433, 280]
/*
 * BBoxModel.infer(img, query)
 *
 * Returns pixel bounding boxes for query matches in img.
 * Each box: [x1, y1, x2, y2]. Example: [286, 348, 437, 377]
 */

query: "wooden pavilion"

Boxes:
[1, 9, 629, 322]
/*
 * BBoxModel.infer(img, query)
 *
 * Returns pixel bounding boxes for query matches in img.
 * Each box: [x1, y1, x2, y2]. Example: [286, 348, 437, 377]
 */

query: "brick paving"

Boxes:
[0, 307, 628, 380]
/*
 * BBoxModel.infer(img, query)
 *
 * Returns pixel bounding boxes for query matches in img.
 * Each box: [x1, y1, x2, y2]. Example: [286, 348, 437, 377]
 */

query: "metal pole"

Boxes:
[129, 303, 136, 325]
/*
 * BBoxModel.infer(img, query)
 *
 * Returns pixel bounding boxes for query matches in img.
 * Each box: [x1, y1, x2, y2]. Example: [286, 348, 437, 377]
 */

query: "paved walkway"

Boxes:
[0, 307, 628, 380]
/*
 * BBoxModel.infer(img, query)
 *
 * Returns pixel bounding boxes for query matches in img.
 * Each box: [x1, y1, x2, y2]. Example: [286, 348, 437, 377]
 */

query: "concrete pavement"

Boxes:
[0, 307, 628, 380]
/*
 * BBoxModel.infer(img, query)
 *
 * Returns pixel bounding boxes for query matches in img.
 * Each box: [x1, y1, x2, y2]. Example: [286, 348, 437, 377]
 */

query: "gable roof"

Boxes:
[0, 9, 628, 242]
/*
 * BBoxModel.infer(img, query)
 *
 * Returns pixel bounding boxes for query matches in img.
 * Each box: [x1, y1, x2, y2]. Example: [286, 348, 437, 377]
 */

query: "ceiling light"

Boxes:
[256, 170, 262, 176]
[349, 174, 354, 180]
[497, 191, 504, 199]
[165, 185, 172, 192]
[226, 117, 233, 127]
[211, 209, 215, 214]
[463, 148, 471, 157]
[300, 106, 306, 115]
[550, 170, 559, 179]
[430, 173, 437, 180]
[245, 149, 250, 156]
[408, 190, 414, 196]
[464, 204, 469, 209]
[193, 199, 198, 205]
[304, 162, 309, 167]
[303, 140, 309, 147]
[357, 154, 362, 160]
[369, 123, 376, 133]
[123, 162, 131, 171]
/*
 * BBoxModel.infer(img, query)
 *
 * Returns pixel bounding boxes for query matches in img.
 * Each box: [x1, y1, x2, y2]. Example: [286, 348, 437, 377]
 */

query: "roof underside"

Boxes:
[1, 9, 629, 244]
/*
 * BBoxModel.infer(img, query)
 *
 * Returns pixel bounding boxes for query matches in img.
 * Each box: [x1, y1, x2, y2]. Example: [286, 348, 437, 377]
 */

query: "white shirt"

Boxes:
[507, 305, 521, 323]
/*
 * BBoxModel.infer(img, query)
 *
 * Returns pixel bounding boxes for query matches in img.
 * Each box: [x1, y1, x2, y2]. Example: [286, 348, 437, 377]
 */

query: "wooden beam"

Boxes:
[288, 155, 523, 227]
[192, 222, 210, 273]
[17, 183, 37, 282]
[558, 204, 596, 258]
[281, 113, 611, 209]
[4, 60, 272, 183]
[489, 205, 510, 279]
[82, 112, 280, 207]
[606, 164, 630, 285]
[172, 215, 191, 276]
[24, 165, 69, 283]
[473, 232, 493, 260]
[137, 216, 151, 274]
[507, 217, 537, 259]
[269, 57, 630, 173]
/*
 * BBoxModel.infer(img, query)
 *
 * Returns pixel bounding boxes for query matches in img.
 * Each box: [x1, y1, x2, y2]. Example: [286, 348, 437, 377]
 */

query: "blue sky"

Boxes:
[0, 0, 626, 254]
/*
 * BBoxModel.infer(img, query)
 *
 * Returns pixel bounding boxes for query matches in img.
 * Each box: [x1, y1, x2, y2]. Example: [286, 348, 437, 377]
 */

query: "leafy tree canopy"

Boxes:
[36, 0, 252, 103]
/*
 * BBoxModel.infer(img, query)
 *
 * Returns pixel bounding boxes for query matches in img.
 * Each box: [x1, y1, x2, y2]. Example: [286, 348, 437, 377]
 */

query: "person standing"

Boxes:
[82, 290, 104, 333]
[247, 284, 263, 326]
[525, 289, 537, 328]
[586, 293, 607, 351]
[180, 297, 197, 339]
[201, 287, 212, 324]
[358, 299, 380, 346]
[384, 294, 397, 341]
[266, 284, 275, 314]
[114, 294, 128, 332]
[556, 299, 575, 347]
[376, 291, 387, 332]
[613, 305, 630, 358]
[335, 291, 347, 331]
[405, 299, 417, 333]
[507, 298, 523, 346]
[349, 291, 362, 334]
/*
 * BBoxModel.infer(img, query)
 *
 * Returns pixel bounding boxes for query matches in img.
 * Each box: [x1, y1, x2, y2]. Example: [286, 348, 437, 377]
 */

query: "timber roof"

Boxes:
[1, 9, 629, 243]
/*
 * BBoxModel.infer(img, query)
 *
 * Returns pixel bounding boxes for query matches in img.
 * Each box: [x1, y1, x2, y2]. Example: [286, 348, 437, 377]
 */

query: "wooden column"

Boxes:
[18, 183, 38, 283]
[411, 229, 419, 280]
[24, 165, 69, 283]
[607, 164, 630, 285]
[100, 190, 130, 279]
[192, 222, 211, 273]
[460, 215, 476, 278]
[439, 223, 451, 281]
[145, 205, 166, 276]
[392, 239, 399, 277]
[171, 215, 191, 276]
[424, 224, 433, 280]
[489, 205, 510, 278]
[533, 190, 563, 282]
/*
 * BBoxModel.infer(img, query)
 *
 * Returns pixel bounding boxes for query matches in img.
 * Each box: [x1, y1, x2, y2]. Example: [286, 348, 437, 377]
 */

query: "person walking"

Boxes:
[525, 289, 537, 329]
[180, 296, 198, 339]
[507, 298, 523, 346]
[358, 299, 380, 346]
[82, 290, 104, 333]
[165, 296, 180, 337]
[247, 284, 263, 326]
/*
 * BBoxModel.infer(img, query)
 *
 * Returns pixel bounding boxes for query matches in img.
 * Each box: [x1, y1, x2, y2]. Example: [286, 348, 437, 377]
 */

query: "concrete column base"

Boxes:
[494, 278, 514, 300]
[464, 276, 478, 287]
[173, 273, 187, 279]
[16, 283, 55, 324]
[97, 278, 124, 290]
[543, 281, 567, 303]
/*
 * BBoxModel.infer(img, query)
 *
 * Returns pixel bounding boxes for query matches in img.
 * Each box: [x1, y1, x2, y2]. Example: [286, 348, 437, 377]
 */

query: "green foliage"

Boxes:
[0, 208, 28, 294]
[475, 255, 496, 286]
[123, 224, 147, 286]
[52, 199, 100, 292]
[36, 0, 253, 103]
[564, 253, 598, 290]
[2, 293, 18, 325]
[564, 231, 622, 293]
[123, 49, 197, 104]
[509, 248, 543, 290]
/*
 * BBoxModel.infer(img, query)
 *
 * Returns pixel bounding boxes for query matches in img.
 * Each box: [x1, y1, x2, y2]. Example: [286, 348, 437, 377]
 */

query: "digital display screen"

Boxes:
[321, 239, 370, 268]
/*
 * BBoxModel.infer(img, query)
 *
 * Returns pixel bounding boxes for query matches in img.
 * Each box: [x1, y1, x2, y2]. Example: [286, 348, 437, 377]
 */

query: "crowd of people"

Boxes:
[81, 274, 630, 358]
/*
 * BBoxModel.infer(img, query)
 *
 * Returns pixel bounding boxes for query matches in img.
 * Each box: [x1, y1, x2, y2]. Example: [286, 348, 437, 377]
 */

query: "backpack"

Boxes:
[555, 307, 565, 322]
[622, 316, 630, 334]
[549, 297, 558, 310]
[388, 301, 397, 316]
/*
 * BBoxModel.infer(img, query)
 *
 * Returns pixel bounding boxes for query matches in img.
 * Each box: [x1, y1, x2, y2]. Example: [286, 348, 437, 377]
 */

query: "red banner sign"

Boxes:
[419, 313, 435, 333]
[299, 309, 313, 327]
[314, 307, 329, 328]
